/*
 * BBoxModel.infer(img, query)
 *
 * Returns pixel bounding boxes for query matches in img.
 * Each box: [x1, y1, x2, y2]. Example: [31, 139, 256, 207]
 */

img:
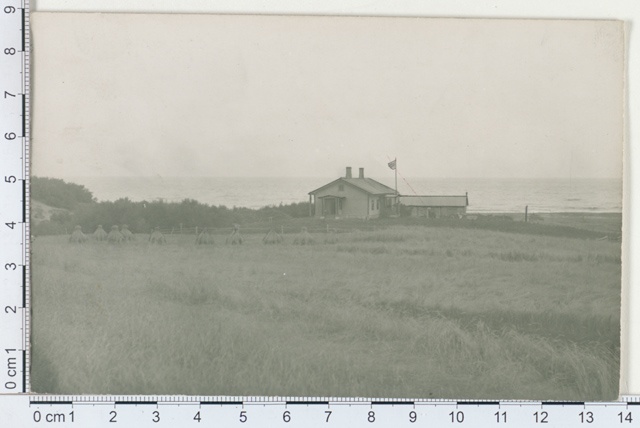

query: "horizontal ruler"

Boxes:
[0, 395, 638, 427]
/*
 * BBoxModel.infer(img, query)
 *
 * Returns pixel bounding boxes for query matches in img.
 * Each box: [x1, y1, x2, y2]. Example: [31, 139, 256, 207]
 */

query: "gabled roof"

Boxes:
[399, 195, 468, 207]
[309, 177, 396, 196]
[317, 194, 346, 199]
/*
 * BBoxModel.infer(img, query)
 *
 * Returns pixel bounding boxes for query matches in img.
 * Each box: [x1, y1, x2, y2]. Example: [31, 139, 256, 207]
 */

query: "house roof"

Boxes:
[309, 177, 396, 196]
[399, 195, 468, 207]
[317, 194, 346, 199]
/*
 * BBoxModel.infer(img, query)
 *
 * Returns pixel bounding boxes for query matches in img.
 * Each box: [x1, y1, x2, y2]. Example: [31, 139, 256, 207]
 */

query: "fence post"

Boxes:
[525, 205, 528, 223]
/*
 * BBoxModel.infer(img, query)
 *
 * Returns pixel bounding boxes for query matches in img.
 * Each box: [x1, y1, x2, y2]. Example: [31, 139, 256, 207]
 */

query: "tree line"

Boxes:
[31, 176, 311, 235]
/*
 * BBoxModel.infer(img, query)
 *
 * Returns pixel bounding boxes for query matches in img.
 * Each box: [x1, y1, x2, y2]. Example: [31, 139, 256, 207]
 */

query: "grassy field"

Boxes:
[31, 216, 621, 400]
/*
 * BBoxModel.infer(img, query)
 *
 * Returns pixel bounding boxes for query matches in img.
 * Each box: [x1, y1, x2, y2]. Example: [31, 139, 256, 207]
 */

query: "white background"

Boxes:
[30, 0, 640, 397]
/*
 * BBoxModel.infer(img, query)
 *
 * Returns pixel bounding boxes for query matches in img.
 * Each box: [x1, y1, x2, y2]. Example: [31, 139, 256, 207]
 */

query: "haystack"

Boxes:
[324, 228, 338, 244]
[107, 225, 124, 243]
[149, 227, 166, 244]
[263, 228, 283, 245]
[93, 225, 108, 241]
[69, 225, 87, 243]
[120, 224, 135, 241]
[195, 228, 215, 245]
[293, 227, 314, 245]
[226, 224, 243, 245]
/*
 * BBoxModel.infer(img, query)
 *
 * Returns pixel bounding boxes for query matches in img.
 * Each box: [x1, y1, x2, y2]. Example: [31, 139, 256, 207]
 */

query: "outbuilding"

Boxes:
[399, 195, 469, 218]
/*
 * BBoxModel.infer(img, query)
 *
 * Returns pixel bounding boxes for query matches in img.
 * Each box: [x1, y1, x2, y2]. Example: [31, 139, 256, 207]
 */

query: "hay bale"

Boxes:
[69, 225, 87, 243]
[149, 227, 166, 244]
[324, 228, 338, 244]
[226, 224, 243, 245]
[93, 225, 108, 241]
[107, 225, 124, 243]
[196, 228, 215, 245]
[293, 227, 314, 245]
[263, 228, 283, 245]
[120, 224, 135, 241]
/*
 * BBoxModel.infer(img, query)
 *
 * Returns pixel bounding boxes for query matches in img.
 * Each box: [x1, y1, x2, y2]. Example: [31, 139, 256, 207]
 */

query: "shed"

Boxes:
[399, 194, 469, 218]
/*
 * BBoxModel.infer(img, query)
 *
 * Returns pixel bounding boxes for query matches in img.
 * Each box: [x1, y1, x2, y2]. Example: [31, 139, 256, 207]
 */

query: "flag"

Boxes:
[388, 159, 396, 170]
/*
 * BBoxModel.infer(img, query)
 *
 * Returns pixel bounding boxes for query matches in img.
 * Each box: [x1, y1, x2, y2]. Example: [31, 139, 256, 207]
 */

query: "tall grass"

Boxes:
[31, 225, 621, 400]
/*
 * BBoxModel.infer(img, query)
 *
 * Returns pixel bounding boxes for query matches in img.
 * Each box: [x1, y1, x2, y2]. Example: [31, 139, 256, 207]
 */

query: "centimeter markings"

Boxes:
[4, 396, 637, 427]
[0, 0, 28, 395]
[21, 0, 30, 395]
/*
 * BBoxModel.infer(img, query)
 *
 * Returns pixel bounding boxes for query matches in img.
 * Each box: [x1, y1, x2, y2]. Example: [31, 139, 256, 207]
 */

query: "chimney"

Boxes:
[359, 167, 364, 178]
[346, 167, 352, 178]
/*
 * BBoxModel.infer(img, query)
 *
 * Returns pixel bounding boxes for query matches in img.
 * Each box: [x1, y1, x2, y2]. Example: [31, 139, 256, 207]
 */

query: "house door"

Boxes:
[323, 198, 337, 217]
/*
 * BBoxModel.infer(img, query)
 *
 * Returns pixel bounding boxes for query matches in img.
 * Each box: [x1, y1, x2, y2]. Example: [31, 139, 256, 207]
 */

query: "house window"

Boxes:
[338, 199, 342, 210]
[371, 200, 375, 210]
[339, 184, 344, 192]
[376, 199, 379, 210]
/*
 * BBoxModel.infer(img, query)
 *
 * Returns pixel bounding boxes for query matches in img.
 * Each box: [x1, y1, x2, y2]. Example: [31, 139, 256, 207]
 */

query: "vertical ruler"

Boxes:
[0, 0, 29, 394]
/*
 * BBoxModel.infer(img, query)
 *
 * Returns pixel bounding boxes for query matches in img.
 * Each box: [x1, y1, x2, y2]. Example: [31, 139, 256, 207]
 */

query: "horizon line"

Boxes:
[33, 175, 623, 181]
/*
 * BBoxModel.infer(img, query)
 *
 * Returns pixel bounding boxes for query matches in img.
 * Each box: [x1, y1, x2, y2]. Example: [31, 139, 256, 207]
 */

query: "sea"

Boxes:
[68, 177, 622, 214]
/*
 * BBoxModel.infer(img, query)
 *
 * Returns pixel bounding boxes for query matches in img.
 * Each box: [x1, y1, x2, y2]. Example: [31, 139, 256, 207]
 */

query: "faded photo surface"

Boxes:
[31, 13, 623, 399]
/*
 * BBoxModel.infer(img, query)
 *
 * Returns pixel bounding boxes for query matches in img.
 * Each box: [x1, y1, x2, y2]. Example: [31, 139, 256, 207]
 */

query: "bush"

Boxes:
[31, 176, 94, 210]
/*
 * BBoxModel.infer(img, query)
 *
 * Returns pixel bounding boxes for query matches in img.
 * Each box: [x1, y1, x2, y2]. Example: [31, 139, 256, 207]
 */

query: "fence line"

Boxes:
[155, 225, 369, 236]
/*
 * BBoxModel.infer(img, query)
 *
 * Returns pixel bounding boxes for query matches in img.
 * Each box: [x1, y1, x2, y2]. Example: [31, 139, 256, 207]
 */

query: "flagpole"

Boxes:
[394, 158, 398, 196]
[394, 158, 398, 215]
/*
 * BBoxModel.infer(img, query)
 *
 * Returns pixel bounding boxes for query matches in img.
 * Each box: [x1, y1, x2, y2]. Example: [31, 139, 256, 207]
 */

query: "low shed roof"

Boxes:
[399, 195, 468, 207]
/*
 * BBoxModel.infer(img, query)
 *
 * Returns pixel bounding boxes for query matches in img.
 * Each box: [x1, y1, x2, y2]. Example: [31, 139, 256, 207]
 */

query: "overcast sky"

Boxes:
[32, 14, 623, 179]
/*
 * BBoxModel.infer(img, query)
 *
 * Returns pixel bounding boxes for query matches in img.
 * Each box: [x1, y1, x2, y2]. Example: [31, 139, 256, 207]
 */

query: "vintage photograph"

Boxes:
[30, 13, 623, 400]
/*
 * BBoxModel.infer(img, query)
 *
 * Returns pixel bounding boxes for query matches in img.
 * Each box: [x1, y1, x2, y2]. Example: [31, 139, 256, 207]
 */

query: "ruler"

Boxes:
[0, 395, 638, 427]
[0, 0, 29, 397]
[2, 3, 640, 427]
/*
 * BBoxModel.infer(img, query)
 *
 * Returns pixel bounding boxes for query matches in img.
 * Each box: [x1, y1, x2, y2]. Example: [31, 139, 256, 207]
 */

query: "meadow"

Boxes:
[31, 217, 622, 400]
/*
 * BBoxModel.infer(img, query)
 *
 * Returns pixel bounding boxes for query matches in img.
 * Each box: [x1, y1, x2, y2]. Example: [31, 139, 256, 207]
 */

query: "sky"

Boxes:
[31, 14, 624, 179]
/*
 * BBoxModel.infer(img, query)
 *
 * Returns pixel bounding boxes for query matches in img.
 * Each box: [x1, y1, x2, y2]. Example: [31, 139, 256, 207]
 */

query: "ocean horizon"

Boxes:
[54, 176, 622, 214]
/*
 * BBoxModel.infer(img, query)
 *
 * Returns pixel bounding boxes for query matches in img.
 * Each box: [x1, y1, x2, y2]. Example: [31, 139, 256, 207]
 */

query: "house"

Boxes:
[308, 167, 398, 219]
[399, 194, 469, 218]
